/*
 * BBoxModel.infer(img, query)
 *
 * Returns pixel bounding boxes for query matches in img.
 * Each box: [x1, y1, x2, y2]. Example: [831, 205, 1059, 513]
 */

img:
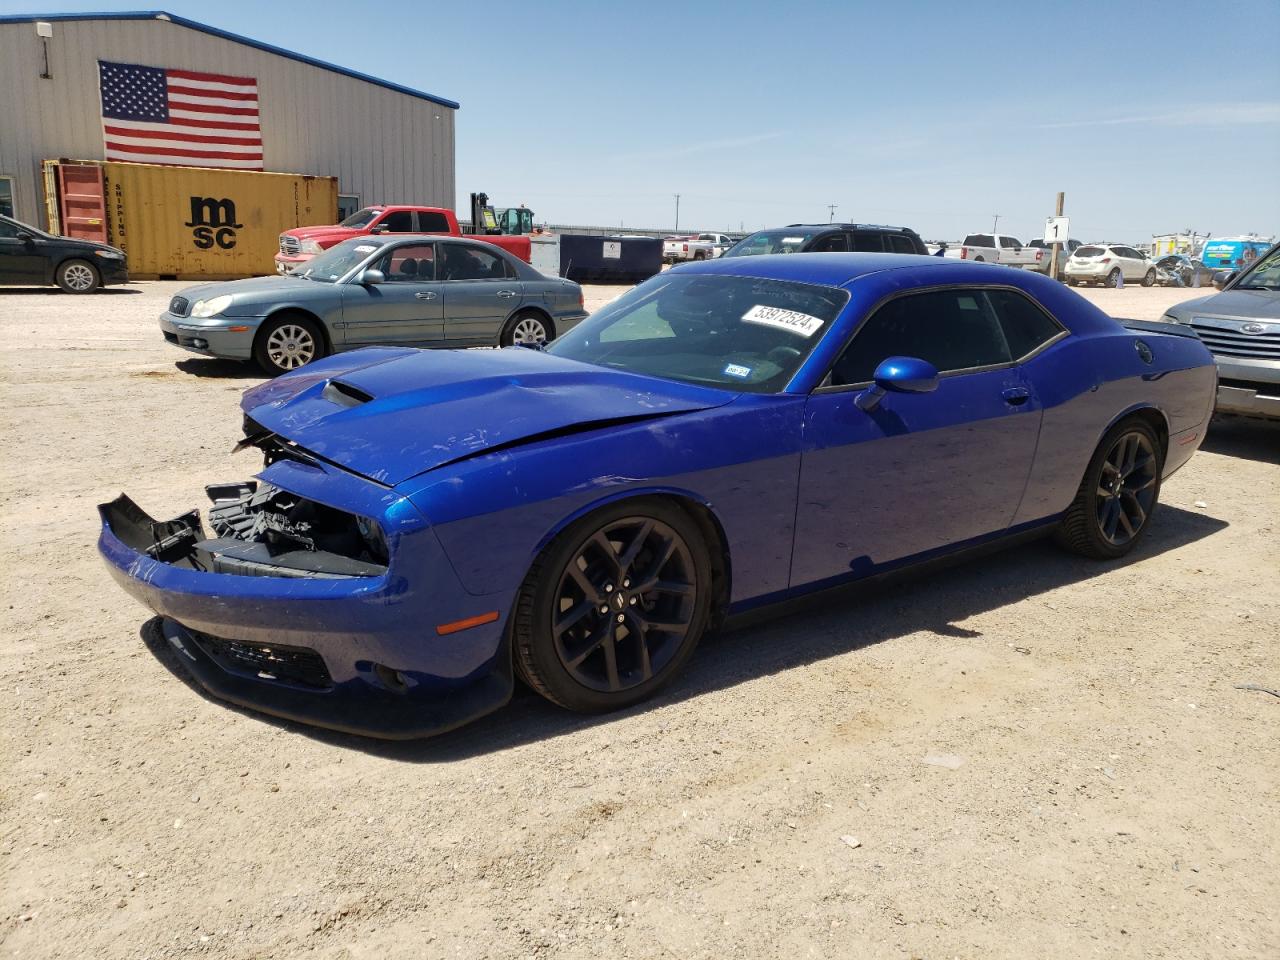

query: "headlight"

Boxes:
[191, 295, 234, 318]
[94, 249, 124, 260]
[299, 239, 323, 254]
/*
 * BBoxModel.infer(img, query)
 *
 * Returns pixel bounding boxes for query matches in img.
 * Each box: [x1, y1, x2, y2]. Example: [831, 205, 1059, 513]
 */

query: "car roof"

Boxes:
[674, 251, 965, 287]
[780, 223, 918, 233]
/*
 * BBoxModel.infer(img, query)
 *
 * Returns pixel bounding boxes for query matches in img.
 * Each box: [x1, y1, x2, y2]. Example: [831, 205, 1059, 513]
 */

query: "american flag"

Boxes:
[98, 60, 263, 170]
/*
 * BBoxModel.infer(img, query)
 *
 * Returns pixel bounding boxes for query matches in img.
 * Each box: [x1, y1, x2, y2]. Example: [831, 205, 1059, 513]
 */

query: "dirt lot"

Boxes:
[2, 280, 1277, 960]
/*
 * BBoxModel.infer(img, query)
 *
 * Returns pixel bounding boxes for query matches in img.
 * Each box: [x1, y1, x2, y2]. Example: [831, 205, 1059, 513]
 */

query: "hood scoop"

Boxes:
[320, 379, 374, 409]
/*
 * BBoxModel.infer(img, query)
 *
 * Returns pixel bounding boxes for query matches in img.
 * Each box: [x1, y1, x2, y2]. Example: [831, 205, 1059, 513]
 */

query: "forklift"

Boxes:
[469, 192, 535, 235]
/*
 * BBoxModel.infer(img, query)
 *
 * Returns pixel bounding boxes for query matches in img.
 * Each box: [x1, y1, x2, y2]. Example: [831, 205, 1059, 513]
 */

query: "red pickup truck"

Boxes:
[273, 205, 532, 274]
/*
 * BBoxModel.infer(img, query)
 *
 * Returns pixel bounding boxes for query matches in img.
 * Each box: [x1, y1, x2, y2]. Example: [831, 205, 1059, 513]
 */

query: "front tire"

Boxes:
[253, 315, 326, 375]
[56, 259, 100, 294]
[1142, 269, 1156, 287]
[513, 498, 713, 713]
[500, 310, 552, 347]
[1055, 418, 1164, 559]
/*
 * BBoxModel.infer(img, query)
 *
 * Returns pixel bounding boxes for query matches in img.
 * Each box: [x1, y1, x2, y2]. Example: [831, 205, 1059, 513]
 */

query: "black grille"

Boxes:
[1190, 320, 1280, 360]
[280, 236, 299, 255]
[169, 296, 190, 316]
[191, 632, 333, 689]
[1220, 378, 1280, 398]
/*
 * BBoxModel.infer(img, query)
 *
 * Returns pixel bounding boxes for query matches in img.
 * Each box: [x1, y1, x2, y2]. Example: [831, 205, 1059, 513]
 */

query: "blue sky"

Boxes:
[7, 0, 1279, 242]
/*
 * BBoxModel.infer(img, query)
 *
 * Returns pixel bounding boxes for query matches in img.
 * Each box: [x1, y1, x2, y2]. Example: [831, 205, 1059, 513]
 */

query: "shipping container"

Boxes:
[42, 159, 337, 279]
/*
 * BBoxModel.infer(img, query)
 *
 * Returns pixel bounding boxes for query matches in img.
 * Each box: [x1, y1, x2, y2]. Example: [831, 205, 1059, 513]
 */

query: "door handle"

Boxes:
[495, 290, 517, 298]
[414, 291, 436, 300]
[1002, 387, 1031, 406]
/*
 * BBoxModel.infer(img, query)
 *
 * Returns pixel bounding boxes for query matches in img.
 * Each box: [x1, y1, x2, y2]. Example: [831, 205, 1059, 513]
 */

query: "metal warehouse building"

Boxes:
[0, 10, 457, 275]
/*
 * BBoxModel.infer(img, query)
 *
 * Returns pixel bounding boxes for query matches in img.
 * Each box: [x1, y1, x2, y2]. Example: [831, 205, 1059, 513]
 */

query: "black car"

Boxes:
[0, 214, 128, 293]
[720, 223, 928, 258]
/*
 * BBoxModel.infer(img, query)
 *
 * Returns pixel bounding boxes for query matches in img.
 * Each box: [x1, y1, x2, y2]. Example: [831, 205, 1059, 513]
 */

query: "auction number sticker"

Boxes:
[723, 363, 752, 378]
[741, 304, 825, 338]
[354, 245, 377, 253]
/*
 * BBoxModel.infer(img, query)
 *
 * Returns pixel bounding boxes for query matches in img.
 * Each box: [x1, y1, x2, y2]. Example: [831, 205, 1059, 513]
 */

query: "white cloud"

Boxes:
[1037, 103, 1280, 129]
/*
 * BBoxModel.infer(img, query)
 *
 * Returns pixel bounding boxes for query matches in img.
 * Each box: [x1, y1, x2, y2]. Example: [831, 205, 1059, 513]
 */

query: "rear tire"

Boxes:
[253, 314, 326, 376]
[1142, 269, 1156, 287]
[513, 498, 713, 713]
[1107, 268, 1122, 288]
[56, 259, 100, 294]
[500, 310, 552, 347]
[1055, 417, 1164, 560]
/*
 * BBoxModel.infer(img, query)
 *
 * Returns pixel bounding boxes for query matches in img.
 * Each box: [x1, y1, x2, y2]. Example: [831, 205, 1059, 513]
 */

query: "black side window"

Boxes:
[379, 242, 436, 282]
[439, 243, 509, 281]
[887, 234, 916, 254]
[380, 211, 414, 232]
[985, 289, 1063, 359]
[416, 211, 450, 232]
[830, 290, 1012, 386]
[809, 233, 848, 252]
[851, 232, 884, 252]
[0, 219, 19, 239]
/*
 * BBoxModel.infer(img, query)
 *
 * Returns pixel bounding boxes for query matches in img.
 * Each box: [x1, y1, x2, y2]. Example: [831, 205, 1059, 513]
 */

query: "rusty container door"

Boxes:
[55, 164, 108, 242]
[88, 161, 338, 279]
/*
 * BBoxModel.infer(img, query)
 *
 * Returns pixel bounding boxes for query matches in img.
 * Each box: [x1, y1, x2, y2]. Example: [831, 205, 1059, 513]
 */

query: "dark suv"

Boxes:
[721, 223, 927, 258]
[0, 214, 128, 293]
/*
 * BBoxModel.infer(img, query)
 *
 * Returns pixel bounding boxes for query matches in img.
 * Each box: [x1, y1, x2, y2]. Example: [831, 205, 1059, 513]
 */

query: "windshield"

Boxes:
[546, 273, 847, 393]
[720, 229, 823, 257]
[295, 238, 380, 282]
[338, 208, 379, 229]
[1233, 244, 1280, 290]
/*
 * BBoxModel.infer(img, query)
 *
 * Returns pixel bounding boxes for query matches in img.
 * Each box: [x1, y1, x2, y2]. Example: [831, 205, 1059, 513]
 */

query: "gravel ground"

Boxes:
[1, 279, 1277, 960]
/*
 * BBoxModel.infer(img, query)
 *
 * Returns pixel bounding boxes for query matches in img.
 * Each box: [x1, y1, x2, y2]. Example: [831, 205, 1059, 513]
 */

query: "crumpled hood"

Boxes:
[240, 347, 736, 486]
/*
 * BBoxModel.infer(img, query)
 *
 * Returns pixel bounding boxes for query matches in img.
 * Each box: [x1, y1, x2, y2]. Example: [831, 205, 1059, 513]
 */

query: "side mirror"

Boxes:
[855, 356, 939, 412]
[357, 268, 385, 285]
[371, 223, 389, 234]
[16, 231, 34, 244]
[1213, 270, 1236, 289]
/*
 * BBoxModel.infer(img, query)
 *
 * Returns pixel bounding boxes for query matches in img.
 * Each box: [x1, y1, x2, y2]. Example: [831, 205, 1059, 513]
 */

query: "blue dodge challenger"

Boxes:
[99, 254, 1216, 738]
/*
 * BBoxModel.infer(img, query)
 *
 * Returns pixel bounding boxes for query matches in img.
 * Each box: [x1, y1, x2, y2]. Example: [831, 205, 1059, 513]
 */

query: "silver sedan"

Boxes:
[159, 236, 587, 375]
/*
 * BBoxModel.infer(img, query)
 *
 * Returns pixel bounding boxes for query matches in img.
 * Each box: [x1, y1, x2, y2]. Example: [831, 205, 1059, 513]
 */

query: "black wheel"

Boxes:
[513, 499, 713, 713]
[253, 314, 326, 375]
[1106, 268, 1122, 288]
[1055, 418, 1164, 559]
[973, 256, 985, 263]
[693, 250, 707, 261]
[56, 259, 100, 294]
[1142, 269, 1156, 287]
[500, 310, 552, 347]
[1067, 278, 1080, 287]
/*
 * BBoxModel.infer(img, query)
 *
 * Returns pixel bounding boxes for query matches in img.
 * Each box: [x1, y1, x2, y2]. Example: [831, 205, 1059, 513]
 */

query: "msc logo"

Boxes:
[185, 196, 243, 250]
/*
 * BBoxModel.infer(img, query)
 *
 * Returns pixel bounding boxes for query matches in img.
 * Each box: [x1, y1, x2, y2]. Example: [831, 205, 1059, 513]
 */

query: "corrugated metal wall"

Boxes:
[0, 16, 456, 229]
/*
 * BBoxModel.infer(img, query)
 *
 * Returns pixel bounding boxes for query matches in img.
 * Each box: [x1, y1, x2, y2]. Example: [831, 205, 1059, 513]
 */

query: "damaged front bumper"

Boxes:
[98, 457, 514, 739]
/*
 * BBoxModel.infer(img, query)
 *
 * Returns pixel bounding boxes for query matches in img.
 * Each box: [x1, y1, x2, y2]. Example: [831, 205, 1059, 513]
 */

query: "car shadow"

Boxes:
[138, 504, 1228, 760]
[1203, 416, 1280, 465]
[174, 358, 265, 379]
[0, 285, 142, 295]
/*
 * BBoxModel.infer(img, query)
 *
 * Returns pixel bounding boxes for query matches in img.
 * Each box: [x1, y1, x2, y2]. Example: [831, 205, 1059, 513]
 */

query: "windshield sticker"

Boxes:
[782, 237, 804, 244]
[354, 245, 377, 253]
[741, 304, 825, 338]
[723, 363, 752, 378]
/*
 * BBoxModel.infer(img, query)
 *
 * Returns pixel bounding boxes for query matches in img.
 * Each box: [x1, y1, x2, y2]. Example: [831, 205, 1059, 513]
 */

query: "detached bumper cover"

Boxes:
[98, 459, 515, 739]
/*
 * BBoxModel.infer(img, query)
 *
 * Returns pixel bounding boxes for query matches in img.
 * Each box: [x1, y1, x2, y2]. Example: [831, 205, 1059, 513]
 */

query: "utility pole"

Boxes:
[1049, 190, 1070, 281]
[827, 203, 838, 223]
[992, 214, 1000, 233]
[673, 194, 681, 233]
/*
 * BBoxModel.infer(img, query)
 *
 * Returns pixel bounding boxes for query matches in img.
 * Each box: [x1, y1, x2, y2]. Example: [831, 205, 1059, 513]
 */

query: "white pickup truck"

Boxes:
[663, 233, 734, 263]
[945, 233, 1047, 269]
